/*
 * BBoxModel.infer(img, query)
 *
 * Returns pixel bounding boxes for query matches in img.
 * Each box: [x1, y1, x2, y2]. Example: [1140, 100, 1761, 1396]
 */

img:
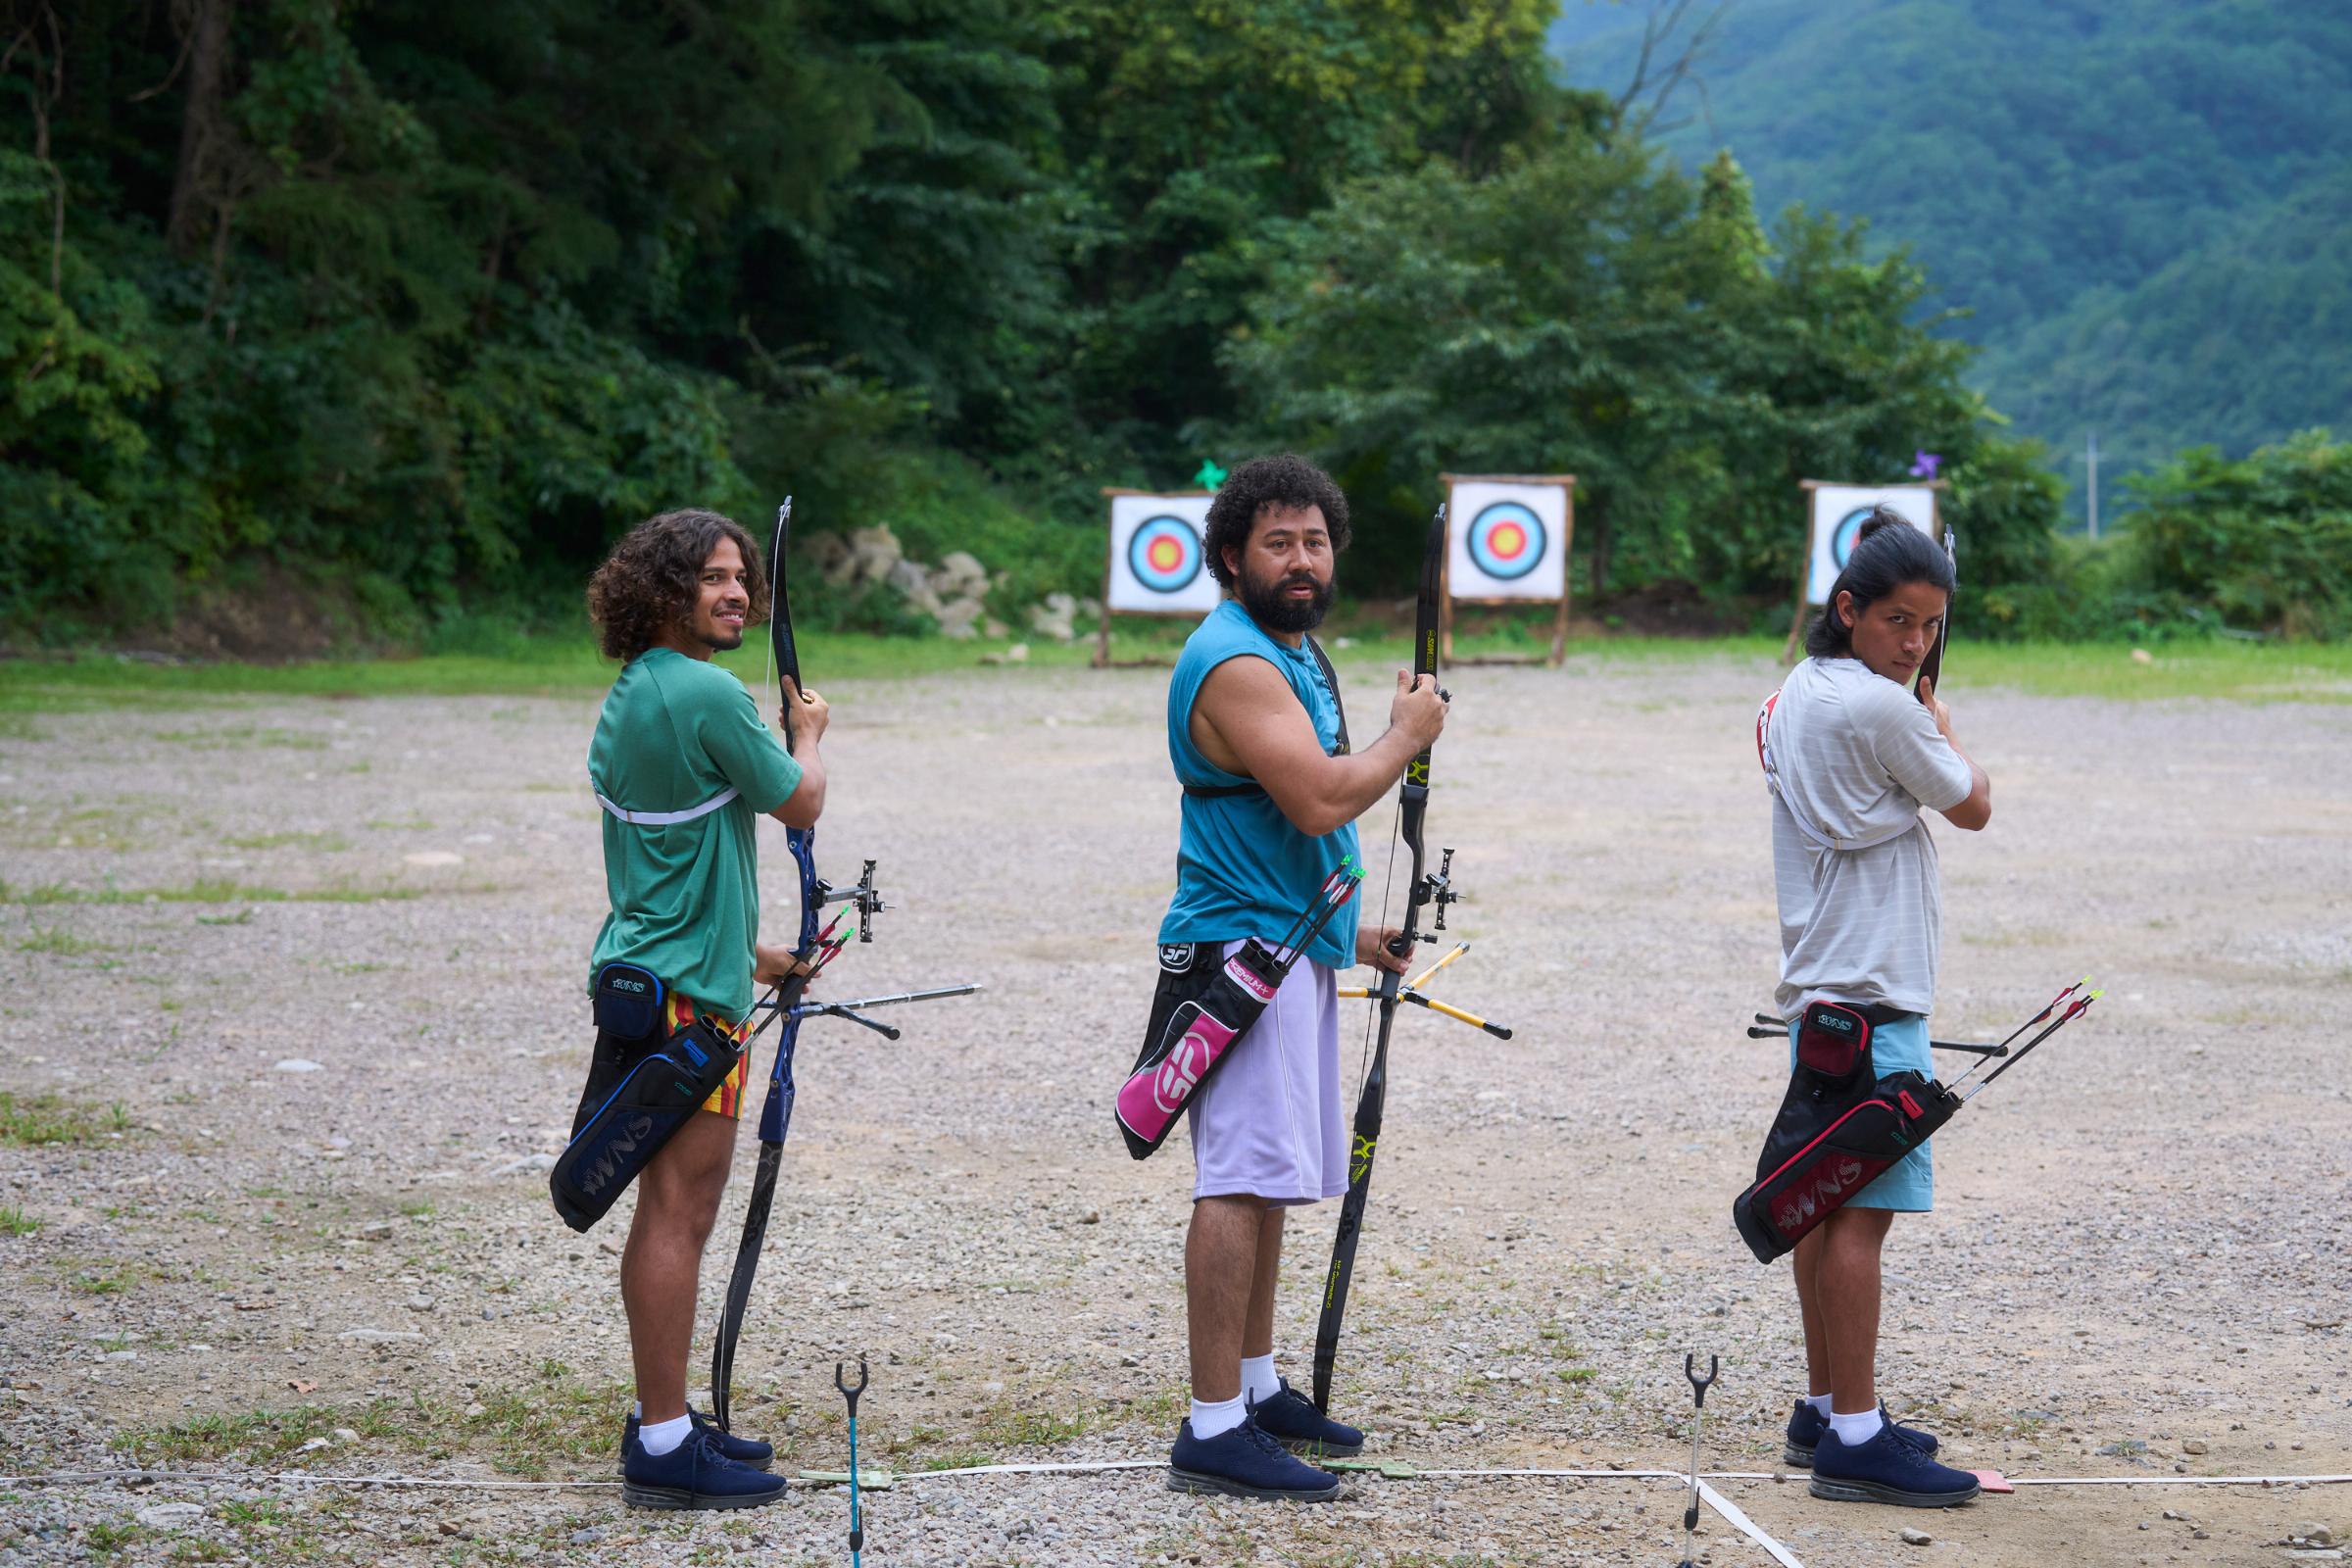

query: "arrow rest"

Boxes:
[1423, 847, 1459, 934]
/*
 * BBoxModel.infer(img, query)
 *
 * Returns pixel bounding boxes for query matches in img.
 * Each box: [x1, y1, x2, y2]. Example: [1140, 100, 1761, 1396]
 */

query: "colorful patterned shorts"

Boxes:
[665, 993, 754, 1120]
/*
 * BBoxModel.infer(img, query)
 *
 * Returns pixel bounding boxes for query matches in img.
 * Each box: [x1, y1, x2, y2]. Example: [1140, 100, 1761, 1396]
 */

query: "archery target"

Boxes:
[1107, 493, 1220, 614]
[1466, 501, 1545, 580]
[1445, 480, 1568, 600]
[1128, 515, 1203, 593]
[1805, 484, 1939, 605]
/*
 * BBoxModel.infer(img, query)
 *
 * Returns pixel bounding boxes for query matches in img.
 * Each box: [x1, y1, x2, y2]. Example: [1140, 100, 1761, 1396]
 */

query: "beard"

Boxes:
[1236, 564, 1334, 634]
[689, 612, 746, 654]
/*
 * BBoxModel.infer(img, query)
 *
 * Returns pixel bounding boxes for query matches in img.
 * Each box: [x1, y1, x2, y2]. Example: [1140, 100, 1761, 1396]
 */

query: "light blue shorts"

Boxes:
[1788, 1011, 1934, 1212]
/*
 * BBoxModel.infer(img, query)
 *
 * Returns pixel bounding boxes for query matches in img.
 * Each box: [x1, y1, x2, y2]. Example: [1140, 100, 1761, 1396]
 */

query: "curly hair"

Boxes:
[1200, 454, 1352, 588]
[1805, 507, 1954, 659]
[586, 509, 771, 662]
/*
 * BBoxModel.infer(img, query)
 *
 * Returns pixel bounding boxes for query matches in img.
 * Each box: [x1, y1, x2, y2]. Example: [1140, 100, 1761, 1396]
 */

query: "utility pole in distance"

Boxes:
[2086, 431, 2100, 541]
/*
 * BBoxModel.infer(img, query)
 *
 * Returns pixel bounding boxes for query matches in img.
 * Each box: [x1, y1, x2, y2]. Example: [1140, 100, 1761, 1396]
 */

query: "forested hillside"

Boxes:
[1549, 0, 2352, 510]
[4, 1, 2341, 649]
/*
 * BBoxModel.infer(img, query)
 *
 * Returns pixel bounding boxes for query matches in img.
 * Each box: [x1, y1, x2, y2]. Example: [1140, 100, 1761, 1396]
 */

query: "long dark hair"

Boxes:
[587, 509, 770, 662]
[1805, 507, 1953, 659]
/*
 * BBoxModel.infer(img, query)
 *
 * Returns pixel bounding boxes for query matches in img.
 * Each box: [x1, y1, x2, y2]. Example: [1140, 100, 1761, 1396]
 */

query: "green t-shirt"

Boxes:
[587, 649, 804, 1021]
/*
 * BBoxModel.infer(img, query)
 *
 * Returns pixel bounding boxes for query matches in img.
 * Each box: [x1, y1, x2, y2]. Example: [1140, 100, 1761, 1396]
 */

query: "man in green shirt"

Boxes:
[577, 508, 827, 1509]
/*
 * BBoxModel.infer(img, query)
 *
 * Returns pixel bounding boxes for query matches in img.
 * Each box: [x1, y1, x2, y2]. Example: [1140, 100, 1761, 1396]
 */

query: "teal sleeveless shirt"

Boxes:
[1158, 601, 1361, 969]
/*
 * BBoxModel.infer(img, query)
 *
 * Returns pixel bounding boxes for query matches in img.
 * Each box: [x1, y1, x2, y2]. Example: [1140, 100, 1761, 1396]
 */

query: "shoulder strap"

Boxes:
[1180, 637, 1349, 799]
[1305, 634, 1349, 757]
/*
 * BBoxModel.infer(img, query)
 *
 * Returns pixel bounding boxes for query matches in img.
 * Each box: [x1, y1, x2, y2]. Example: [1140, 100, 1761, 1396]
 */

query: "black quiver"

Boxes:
[1734, 1001, 1959, 1264]
[550, 963, 743, 1233]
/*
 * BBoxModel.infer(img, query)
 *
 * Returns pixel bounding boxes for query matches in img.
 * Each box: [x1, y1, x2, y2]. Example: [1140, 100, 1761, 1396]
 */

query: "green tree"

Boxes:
[1223, 139, 2059, 604]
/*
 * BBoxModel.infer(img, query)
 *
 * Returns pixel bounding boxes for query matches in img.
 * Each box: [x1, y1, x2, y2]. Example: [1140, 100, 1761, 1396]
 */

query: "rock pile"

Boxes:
[798, 524, 1098, 642]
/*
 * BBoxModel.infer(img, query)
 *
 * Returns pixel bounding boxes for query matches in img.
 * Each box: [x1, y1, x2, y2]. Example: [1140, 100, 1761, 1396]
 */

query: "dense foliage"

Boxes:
[0, 0, 2336, 649]
[2019, 430, 2350, 644]
[1549, 0, 2352, 509]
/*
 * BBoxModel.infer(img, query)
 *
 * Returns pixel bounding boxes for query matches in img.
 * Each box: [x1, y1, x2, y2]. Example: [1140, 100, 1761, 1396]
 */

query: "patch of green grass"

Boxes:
[218, 1499, 288, 1526]
[880, 1422, 952, 1457]
[220, 830, 352, 852]
[193, 909, 254, 926]
[0, 1203, 39, 1234]
[1432, 630, 2352, 703]
[0, 627, 1108, 706]
[1122, 1383, 1188, 1428]
[7, 628, 2342, 720]
[1961, 925, 2067, 950]
[0, 877, 428, 906]
[83, 1519, 143, 1556]
[114, 1404, 379, 1465]
[439, 1376, 621, 1476]
[917, 1448, 997, 1471]
[1957, 639, 2352, 702]
[0, 1092, 130, 1146]
[973, 1401, 1092, 1448]
[153, 725, 327, 751]
[72, 1262, 149, 1295]
[114, 1368, 629, 1479]
[15, 926, 105, 956]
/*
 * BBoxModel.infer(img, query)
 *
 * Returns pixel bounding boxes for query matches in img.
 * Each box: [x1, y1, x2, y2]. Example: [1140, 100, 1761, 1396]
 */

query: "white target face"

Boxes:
[1805, 485, 1939, 605]
[1106, 494, 1220, 614]
[1445, 480, 1569, 601]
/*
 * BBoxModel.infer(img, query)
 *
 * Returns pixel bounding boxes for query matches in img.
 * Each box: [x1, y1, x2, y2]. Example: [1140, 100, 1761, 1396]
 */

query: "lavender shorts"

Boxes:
[1188, 944, 1346, 1205]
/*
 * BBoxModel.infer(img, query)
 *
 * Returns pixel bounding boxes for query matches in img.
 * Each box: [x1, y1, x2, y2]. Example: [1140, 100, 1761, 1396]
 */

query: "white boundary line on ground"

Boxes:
[1697, 1479, 1806, 1568]
[7, 1465, 2347, 1490]
[10, 1465, 2350, 1568]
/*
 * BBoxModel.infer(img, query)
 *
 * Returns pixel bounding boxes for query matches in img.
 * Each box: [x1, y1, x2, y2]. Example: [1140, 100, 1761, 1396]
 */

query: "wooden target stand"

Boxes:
[1094, 487, 1213, 668]
[1780, 478, 1946, 662]
[1438, 472, 1576, 666]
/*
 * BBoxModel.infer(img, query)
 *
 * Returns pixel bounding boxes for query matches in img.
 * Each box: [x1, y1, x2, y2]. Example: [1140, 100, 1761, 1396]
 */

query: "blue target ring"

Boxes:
[1128, 515, 1204, 595]
[1830, 507, 1874, 571]
[1467, 501, 1545, 581]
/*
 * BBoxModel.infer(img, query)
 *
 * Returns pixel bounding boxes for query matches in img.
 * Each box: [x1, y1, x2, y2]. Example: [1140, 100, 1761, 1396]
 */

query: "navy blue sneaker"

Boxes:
[1809, 1421, 1980, 1507]
[1784, 1399, 1939, 1467]
[617, 1407, 775, 1475]
[1248, 1380, 1364, 1459]
[1168, 1415, 1342, 1500]
[621, 1424, 789, 1510]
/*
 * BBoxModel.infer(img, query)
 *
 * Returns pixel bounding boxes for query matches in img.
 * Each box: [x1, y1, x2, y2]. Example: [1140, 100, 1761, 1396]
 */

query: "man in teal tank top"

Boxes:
[1157, 456, 1451, 1500]
[577, 509, 830, 1510]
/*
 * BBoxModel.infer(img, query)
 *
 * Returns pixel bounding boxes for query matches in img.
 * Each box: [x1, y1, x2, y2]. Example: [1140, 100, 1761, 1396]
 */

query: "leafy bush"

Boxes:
[2121, 431, 2351, 640]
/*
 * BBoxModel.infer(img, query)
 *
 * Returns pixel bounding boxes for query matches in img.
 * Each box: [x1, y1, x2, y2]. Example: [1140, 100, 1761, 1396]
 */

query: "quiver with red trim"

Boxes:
[1734, 1001, 1959, 1264]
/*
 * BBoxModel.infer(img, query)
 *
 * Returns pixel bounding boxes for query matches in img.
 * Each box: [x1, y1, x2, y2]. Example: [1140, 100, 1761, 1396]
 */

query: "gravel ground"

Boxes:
[1, 651, 2347, 1567]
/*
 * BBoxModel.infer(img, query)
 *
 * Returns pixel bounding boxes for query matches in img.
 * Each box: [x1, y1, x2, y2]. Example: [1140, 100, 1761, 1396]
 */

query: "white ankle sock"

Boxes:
[1803, 1393, 1833, 1417]
[1190, 1394, 1247, 1440]
[1829, 1405, 1885, 1446]
[1241, 1354, 1280, 1405]
[638, 1412, 693, 1456]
